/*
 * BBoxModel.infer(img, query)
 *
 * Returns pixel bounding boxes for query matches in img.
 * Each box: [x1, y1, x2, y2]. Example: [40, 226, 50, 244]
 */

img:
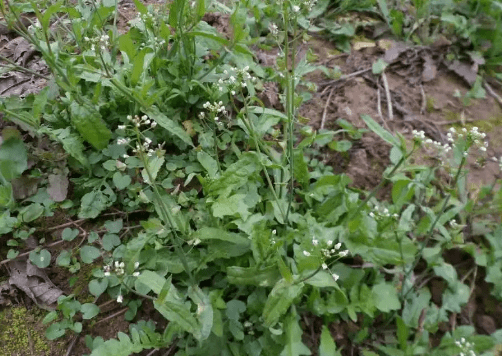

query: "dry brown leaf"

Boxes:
[8, 259, 64, 310]
[47, 173, 69, 202]
[447, 60, 477, 86]
[422, 55, 437, 82]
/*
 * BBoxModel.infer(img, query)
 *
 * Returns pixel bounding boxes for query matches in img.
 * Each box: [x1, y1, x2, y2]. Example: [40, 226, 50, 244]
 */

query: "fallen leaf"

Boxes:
[8, 259, 64, 310]
[447, 60, 477, 86]
[47, 173, 69, 202]
[422, 55, 437, 82]
[384, 42, 409, 63]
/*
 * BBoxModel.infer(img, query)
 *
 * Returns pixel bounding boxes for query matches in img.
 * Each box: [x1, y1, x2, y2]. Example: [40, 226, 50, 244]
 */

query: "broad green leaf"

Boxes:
[263, 279, 304, 327]
[102, 233, 121, 251]
[113, 172, 131, 190]
[361, 114, 399, 147]
[29, 249, 51, 268]
[89, 278, 109, 298]
[56, 250, 71, 266]
[19, 203, 44, 223]
[46, 323, 65, 340]
[197, 151, 219, 178]
[293, 150, 309, 188]
[62, 228, 79, 241]
[81, 303, 100, 319]
[372, 282, 401, 312]
[80, 245, 101, 264]
[280, 312, 311, 356]
[131, 48, 148, 86]
[70, 102, 112, 150]
[0, 137, 27, 181]
[227, 265, 281, 287]
[212, 193, 250, 219]
[328, 140, 352, 152]
[136, 271, 167, 295]
[141, 156, 165, 184]
[79, 191, 108, 219]
[372, 58, 389, 74]
[191, 227, 250, 245]
[144, 106, 192, 146]
[39, 127, 89, 168]
[396, 317, 409, 352]
[0, 184, 13, 209]
[319, 325, 340, 356]
[188, 285, 213, 340]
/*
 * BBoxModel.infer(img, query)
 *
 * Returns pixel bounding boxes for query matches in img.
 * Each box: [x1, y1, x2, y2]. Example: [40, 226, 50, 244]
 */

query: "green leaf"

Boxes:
[39, 127, 89, 168]
[361, 114, 399, 147]
[81, 303, 100, 320]
[89, 278, 108, 298]
[396, 316, 409, 352]
[0, 137, 27, 181]
[293, 150, 309, 188]
[372, 282, 401, 312]
[102, 233, 121, 251]
[144, 106, 192, 146]
[372, 58, 389, 74]
[62, 228, 79, 241]
[280, 312, 311, 356]
[197, 151, 219, 178]
[43, 311, 58, 324]
[79, 191, 108, 219]
[70, 102, 112, 150]
[227, 265, 281, 287]
[191, 227, 251, 245]
[104, 220, 123, 233]
[80, 245, 101, 264]
[263, 279, 304, 327]
[19, 203, 44, 223]
[131, 48, 148, 86]
[56, 250, 71, 266]
[29, 249, 51, 268]
[328, 140, 352, 152]
[141, 156, 165, 184]
[113, 172, 131, 190]
[212, 193, 250, 219]
[46, 323, 66, 340]
[319, 325, 340, 356]
[118, 32, 136, 62]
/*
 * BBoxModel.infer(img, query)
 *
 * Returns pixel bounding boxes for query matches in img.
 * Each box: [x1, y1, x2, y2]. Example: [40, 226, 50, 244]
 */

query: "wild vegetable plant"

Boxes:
[1, 0, 502, 355]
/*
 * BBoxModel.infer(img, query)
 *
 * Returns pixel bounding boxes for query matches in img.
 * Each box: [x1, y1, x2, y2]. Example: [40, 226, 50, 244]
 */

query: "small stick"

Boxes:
[65, 336, 79, 356]
[320, 88, 335, 130]
[381, 72, 393, 121]
[319, 67, 371, 87]
[377, 87, 383, 120]
[420, 84, 426, 114]
[94, 307, 128, 325]
[484, 81, 502, 107]
[146, 349, 159, 356]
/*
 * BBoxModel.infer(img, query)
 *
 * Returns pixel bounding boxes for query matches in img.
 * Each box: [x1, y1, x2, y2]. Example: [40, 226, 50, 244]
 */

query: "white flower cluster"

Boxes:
[200, 101, 227, 121]
[412, 130, 426, 141]
[83, 34, 110, 52]
[126, 114, 158, 129]
[103, 261, 140, 278]
[268, 22, 279, 36]
[132, 138, 164, 157]
[455, 337, 476, 356]
[141, 36, 166, 49]
[216, 66, 257, 95]
[369, 205, 399, 220]
[448, 127, 488, 152]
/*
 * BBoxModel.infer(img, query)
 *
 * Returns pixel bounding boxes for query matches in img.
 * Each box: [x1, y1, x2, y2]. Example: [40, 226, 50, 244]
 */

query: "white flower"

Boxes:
[303, 250, 310, 257]
[133, 272, 140, 277]
[104, 272, 110, 276]
[292, 5, 300, 12]
[134, 262, 140, 269]
[272, 229, 276, 235]
[312, 239, 318, 246]
[332, 273, 340, 281]
[322, 263, 328, 270]
[118, 125, 126, 130]
[117, 294, 123, 303]
[151, 121, 157, 128]
[334, 242, 342, 250]
[339, 250, 349, 257]
[327, 240, 333, 246]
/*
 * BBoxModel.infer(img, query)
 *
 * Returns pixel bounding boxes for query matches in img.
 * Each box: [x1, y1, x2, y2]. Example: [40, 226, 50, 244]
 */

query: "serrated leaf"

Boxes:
[280, 312, 311, 356]
[263, 279, 304, 327]
[144, 106, 192, 146]
[70, 102, 111, 150]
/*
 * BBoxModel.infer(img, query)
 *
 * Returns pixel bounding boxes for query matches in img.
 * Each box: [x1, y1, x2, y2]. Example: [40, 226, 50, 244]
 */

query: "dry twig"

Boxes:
[381, 72, 393, 121]
[320, 88, 335, 130]
[484, 81, 502, 107]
